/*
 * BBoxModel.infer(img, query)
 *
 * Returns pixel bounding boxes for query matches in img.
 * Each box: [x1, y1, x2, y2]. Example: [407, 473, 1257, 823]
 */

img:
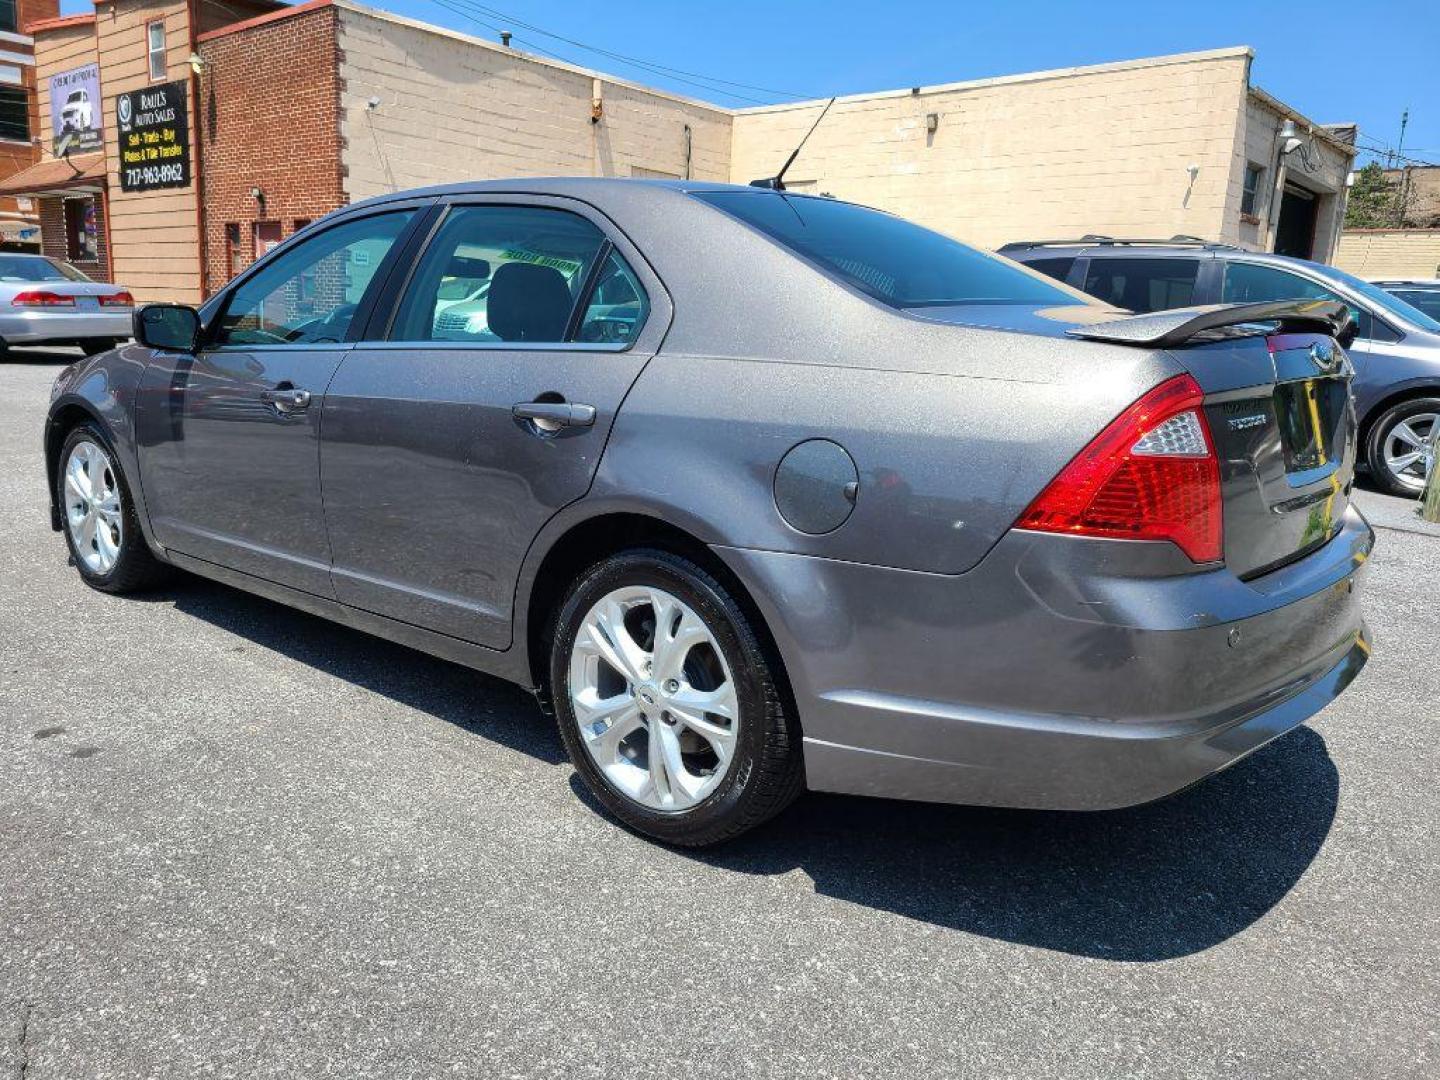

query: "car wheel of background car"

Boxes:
[550, 548, 804, 846]
[1366, 396, 1440, 496]
[58, 424, 168, 594]
[80, 338, 118, 356]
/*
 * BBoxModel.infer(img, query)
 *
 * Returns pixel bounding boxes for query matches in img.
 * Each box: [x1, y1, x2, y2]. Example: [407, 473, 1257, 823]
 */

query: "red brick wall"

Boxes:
[38, 194, 111, 280]
[0, 1, 60, 223]
[198, 6, 345, 296]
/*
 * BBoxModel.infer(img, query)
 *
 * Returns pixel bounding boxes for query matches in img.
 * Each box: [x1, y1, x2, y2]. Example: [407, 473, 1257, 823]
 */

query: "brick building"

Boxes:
[0, 0, 58, 251]
[0, 1, 1359, 300]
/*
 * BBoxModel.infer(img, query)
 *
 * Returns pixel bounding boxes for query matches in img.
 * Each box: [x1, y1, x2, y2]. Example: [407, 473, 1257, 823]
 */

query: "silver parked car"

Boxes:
[44, 180, 1372, 845]
[0, 253, 132, 355]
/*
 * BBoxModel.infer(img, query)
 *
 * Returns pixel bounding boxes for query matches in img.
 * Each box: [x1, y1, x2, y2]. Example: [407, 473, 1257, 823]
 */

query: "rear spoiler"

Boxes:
[1066, 299, 1356, 349]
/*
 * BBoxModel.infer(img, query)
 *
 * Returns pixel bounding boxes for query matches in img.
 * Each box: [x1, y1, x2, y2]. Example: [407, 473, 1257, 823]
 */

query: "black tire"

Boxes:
[1365, 396, 1440, 496]
[56, 423, 169, 594]
[549, 548, 804, 846]
[79, 338, 119, 356]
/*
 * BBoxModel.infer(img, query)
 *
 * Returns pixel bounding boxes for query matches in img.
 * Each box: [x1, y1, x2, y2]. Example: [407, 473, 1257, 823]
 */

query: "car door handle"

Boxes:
[260, 387, 311, 414]
[512, 401, 596, 428]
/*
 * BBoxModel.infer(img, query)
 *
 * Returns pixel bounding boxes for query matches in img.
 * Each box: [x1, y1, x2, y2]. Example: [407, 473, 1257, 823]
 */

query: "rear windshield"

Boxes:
[694, 191, 1076, 309]
[0, 255, 87, 283]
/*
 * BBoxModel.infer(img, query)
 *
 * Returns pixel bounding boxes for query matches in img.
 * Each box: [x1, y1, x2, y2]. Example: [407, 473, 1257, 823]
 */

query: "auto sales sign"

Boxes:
[116, 80, 191, 192]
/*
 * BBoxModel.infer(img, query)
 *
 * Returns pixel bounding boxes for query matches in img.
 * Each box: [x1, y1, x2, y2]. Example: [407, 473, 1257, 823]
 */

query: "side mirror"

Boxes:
[134, 303, 201, 353]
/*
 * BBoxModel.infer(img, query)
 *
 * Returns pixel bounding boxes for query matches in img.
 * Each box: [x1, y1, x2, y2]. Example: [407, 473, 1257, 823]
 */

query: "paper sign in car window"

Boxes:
[499, 249, 584, 278]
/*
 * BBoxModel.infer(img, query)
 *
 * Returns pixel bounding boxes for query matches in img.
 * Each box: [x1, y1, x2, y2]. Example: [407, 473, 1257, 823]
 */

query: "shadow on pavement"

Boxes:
[2, 346, 87, 365]
[668, 726, 1338, 961]
[162, 575, 566, 765]
[154, 572, 1336, 962]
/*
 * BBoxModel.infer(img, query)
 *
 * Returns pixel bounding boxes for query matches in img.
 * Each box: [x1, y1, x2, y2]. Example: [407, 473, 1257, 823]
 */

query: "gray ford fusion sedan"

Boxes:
[44, 179, 1372, 845]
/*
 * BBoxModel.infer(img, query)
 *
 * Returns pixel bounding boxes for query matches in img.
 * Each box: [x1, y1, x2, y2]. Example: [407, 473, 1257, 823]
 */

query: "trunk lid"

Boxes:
[1177, 331, 1356, 577]
[1069, 301, 1357, 579]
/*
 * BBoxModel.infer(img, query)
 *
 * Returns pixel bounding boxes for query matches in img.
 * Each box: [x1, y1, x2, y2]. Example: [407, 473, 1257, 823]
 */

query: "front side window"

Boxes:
[214, 210, 415, 347]
[695, 191, 1075, 309]
[147, 21, 167, 81]
[1221, 261, 1391, 342]
[1241, 163, 1265, 217]
[1394, 290, 1440, 321]
[1222, 262, 1338, 305]
[1084, 257, 1200, 313]
[0, 86, 28, 142]
[390, 205, 613, 343]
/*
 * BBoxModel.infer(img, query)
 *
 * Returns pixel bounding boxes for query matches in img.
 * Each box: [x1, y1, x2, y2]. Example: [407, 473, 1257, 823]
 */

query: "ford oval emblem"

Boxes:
[1310, 340, 1336, 370]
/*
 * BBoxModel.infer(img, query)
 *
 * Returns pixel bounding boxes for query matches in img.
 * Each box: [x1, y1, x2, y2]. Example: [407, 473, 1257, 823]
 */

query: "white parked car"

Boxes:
[60, 89, 93, 132]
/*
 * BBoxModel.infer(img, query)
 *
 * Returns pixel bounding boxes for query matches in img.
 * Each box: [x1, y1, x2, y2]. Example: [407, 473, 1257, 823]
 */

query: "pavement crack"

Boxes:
[14, 1001, 31, 1080]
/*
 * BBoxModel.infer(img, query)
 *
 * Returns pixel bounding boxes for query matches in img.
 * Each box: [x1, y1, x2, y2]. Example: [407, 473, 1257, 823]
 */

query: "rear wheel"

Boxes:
[1366, 397, 1439, 496]
[550, 549, 803, 846]
[58, 424, 168, 593]
[79, 338, 119, 356]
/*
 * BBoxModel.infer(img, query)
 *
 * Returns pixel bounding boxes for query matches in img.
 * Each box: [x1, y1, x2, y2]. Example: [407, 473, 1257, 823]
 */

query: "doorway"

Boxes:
[1274, 183, 1318, 259]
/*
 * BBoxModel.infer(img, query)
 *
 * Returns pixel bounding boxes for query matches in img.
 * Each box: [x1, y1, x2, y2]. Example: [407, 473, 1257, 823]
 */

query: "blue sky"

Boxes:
[59, 0, 1439, 167]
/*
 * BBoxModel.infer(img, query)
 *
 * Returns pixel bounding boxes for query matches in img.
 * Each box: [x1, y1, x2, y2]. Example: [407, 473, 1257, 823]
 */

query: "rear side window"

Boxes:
[694, 192, 1073, 309]
[1024, 257, 1076, 284]
[1083, 258, 1199, 312]
[390, 205, 617, 343]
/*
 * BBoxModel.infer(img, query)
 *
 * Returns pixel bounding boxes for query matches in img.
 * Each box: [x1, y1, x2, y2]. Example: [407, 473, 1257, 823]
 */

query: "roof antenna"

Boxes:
[750, 97, 836, 190]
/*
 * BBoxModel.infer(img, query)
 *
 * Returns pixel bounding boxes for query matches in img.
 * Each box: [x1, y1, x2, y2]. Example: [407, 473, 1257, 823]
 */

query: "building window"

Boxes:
[225, 223, 244, 279]
[1241, 163, 1265, 218]
[65, 199, 99, 263]
[0, 0, 16, 35]
[147, 21, 167, 82]
[0, 85, 27, 142]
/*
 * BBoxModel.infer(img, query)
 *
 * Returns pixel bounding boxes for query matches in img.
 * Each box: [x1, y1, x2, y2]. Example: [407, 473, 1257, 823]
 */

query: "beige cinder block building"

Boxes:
[1335, 230, 1440, 280]
[731, 47, 1356, 261]
[337, 1, 734, 201]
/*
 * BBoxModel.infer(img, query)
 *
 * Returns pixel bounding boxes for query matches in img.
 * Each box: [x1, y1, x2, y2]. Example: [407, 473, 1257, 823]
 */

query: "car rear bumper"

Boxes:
[0, 309, 131, 344]
[715, 504, 1373, 810]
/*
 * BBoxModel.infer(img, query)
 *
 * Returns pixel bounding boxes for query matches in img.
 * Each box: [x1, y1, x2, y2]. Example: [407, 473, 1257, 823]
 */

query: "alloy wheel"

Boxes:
[64, 440, 123, 574]
[1383, 412, 1437, 492]
[567, 585, 740, 812]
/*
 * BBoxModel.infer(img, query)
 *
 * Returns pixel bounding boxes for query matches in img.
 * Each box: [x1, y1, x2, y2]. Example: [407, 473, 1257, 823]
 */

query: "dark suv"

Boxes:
[1003, 238, 1440, 495]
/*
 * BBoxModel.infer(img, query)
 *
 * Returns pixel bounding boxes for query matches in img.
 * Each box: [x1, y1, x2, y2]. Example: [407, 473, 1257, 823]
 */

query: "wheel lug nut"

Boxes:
[664, 679, 679, 693]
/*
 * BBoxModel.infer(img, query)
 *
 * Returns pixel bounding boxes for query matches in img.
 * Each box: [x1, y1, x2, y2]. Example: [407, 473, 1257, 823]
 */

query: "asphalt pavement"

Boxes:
[2, 352, 1436, 1078]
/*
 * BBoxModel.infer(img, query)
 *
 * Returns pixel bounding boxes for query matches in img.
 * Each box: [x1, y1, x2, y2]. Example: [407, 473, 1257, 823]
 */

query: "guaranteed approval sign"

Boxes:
[116, 80, 190, 192]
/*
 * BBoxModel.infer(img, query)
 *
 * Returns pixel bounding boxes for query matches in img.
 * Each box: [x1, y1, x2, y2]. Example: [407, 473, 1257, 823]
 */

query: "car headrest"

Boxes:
[487, 262, 572, 342]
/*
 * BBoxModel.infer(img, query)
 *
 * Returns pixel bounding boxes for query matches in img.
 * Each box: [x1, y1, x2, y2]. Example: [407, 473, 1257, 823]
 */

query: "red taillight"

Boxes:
[11, 290, 75, 307]
[100, 291, 134, 307]
[1017, 374, 1223, 563]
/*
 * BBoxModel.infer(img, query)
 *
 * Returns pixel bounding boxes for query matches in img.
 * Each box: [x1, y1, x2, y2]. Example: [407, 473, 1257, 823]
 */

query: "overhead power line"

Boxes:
[425, 0, 815, 105]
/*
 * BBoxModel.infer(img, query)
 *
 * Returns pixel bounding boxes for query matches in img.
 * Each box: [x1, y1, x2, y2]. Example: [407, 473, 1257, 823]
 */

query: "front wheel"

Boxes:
[1365, 397, 1439, 496]
[58, 424, 168, 593]
[550, 549, 804, 846]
